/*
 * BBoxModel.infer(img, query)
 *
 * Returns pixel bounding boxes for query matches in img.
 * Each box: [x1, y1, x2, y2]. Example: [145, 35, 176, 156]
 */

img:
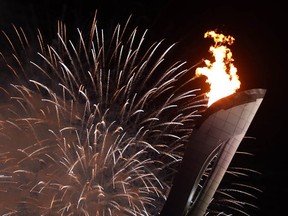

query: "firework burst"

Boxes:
[0, 14, 205, 215]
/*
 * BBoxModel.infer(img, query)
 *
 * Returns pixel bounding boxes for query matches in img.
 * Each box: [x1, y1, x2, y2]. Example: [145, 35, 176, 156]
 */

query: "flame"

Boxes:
[196, 30, 241, 107]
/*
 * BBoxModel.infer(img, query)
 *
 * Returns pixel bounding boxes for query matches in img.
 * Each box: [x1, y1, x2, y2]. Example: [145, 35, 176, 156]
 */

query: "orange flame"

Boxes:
[196, 30, 241, 107]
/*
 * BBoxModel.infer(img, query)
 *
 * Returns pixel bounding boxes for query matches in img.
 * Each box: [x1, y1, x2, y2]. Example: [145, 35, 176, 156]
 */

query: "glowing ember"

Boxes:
[196, 30, 241, 107]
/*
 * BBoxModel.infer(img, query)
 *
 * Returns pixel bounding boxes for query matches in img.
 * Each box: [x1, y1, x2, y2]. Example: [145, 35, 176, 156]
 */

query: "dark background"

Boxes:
[0, 0, 286, 215]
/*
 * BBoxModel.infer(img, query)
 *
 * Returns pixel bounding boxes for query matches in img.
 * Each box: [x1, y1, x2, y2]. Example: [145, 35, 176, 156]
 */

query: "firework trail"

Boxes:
[199, 150, 262, 216]
[0, 14, 205, 215]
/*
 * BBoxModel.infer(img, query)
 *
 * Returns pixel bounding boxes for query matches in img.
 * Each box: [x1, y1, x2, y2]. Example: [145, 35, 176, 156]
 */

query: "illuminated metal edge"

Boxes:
[196, 88, 266, 128]
[159, 88, 266, 216]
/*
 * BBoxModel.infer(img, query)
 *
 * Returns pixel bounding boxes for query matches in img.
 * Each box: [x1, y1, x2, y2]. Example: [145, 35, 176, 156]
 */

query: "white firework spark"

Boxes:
[0, 14, 205, 215]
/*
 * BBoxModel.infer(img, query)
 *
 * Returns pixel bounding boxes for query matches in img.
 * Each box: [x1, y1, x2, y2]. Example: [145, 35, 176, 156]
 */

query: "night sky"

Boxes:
[0, 0, 287, 215]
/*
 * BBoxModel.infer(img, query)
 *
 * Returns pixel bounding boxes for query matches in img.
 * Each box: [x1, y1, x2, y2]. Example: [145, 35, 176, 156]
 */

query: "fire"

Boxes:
[196, 30, 241, 107]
